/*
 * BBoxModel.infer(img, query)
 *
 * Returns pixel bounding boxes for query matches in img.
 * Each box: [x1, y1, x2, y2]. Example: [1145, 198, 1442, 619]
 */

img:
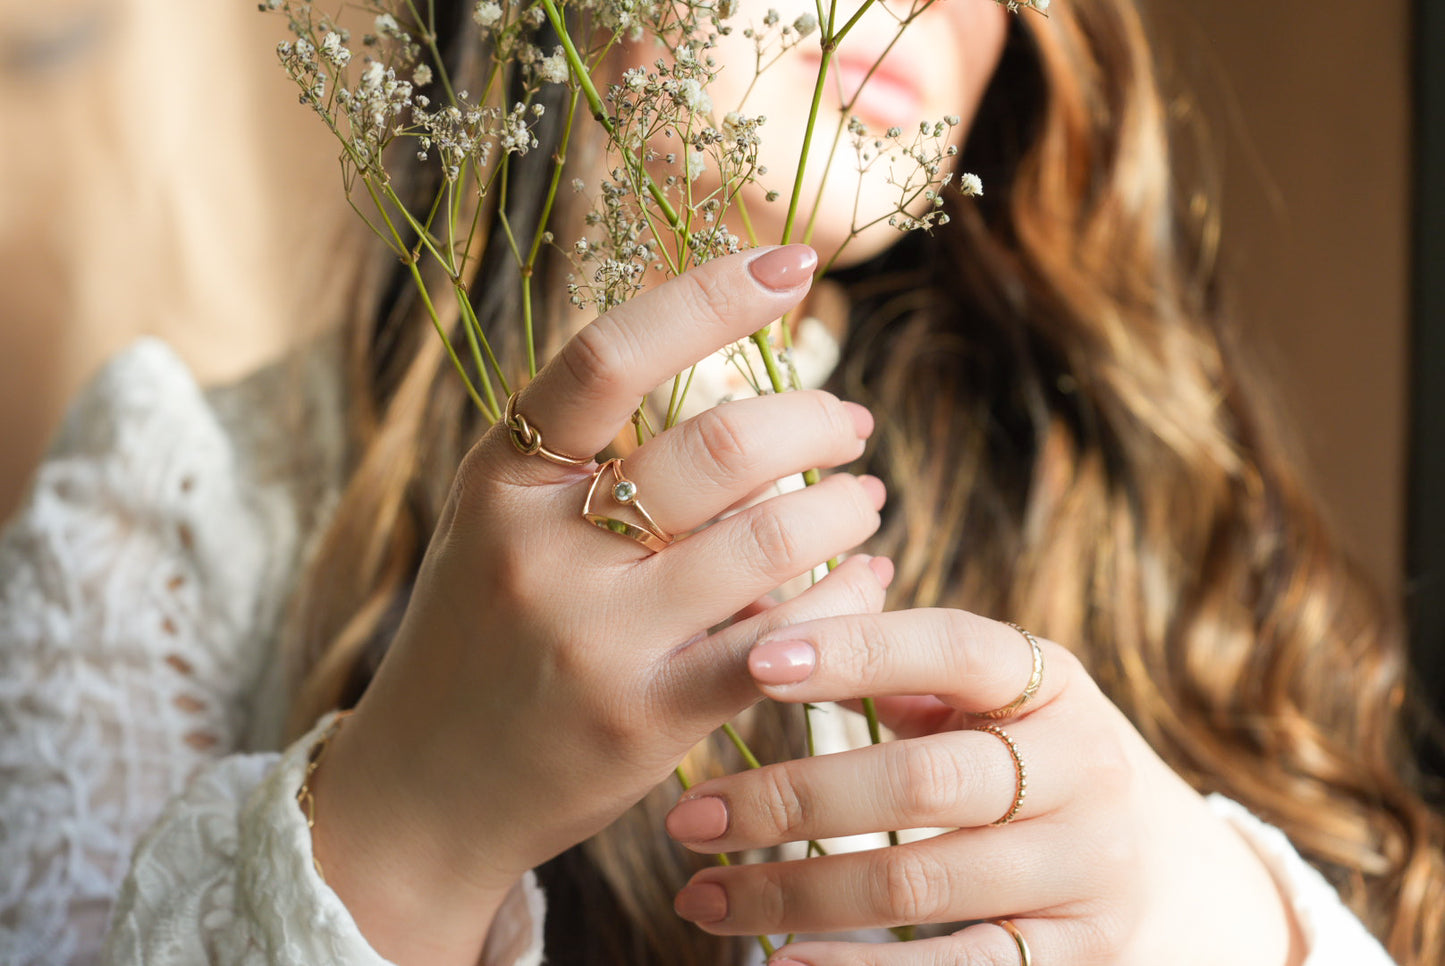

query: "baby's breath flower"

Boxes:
[676, 77, 712, 114]
[687, 150, 706, 181]
[320, 31, 351, 67]
[473, 1, 503, 27]
[412, 63, 433, 86]
[792, 13, 817, 37]
[537, 49, 569, 85]
[958, 172, 983, 196]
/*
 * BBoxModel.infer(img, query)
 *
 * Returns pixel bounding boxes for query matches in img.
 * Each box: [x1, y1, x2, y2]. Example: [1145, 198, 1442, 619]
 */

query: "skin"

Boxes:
[0, 0, 366, 522]
[1, 1, 1308, 964]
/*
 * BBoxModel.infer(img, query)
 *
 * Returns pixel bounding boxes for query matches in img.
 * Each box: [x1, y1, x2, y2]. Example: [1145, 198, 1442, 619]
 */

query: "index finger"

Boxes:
[507, 245, 817, 468]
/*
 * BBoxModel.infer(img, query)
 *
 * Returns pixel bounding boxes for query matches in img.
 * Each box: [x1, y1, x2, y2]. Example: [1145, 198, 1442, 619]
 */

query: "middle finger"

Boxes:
[621, 390, 873, 536]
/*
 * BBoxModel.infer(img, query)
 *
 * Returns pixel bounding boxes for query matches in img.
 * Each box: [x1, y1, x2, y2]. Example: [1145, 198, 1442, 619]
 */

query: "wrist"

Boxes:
[307, 705, 522, 966]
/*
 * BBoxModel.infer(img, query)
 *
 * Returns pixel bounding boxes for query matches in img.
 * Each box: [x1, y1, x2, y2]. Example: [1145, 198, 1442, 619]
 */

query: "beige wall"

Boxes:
[1150, 1, 1412, 599]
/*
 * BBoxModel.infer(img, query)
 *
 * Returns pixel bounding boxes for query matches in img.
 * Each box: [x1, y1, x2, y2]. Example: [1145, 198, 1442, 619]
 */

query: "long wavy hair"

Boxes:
[282, 1, 1445, 963]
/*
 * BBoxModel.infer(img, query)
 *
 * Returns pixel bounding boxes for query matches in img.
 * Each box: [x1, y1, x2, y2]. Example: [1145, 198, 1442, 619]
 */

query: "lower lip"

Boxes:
[828, 59, 926, 130]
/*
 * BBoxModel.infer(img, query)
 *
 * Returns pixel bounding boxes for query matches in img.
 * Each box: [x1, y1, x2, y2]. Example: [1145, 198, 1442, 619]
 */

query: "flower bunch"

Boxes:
[263, 0, 1045, 950]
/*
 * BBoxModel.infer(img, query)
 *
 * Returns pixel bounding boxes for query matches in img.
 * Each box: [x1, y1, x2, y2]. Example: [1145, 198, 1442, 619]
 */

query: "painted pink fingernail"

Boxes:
[748, 245, 817, 292]
[750, 639, 816, 685]
[674, 882, 728, 923]
[843, 401, 874, 439]
[858, 474, 886, 510]
[666, 796, 729, 842]
[868, 555, 896, 589]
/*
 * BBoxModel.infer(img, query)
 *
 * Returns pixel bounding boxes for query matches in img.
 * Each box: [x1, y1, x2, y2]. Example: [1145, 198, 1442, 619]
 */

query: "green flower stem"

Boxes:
[455, 283, 513, 401]
[540, 0, 680, 228]
[403, 0, 460, 106]
[363, 175, 497, 417]
[827, 0, 881, 47]
[778, 46, 832, 246]
[519, 87, 584, 375]
[415, 259, 496, 418]
[377, 179, 515, 405]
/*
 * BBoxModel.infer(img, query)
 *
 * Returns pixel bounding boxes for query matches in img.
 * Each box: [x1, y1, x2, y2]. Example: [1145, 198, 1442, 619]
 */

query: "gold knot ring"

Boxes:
[504, 391, 594, 467]
[583, 458, 674, 554]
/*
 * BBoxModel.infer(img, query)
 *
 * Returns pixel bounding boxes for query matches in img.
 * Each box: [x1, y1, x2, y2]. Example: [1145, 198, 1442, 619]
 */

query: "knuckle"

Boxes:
[807, 390, 852, 438]
[754, 763, 809, 841]
[1075, 908, 1133, 962]
[894, 739, 965, 823]
[559, 321, 629, 399]
[745, 509, 802, 574]
[688, 407, 759, 484]
[678, 266, 744, 331]
[754, 866, 789, 930]
[878, 848, 949, 925]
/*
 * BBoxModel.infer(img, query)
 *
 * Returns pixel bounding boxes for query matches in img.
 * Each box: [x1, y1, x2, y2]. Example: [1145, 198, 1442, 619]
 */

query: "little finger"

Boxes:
[674, 824, 1083, 936]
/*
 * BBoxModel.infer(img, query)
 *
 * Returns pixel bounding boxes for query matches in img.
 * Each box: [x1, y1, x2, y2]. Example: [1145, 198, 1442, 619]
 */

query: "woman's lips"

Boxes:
[802, 50, 928, 130]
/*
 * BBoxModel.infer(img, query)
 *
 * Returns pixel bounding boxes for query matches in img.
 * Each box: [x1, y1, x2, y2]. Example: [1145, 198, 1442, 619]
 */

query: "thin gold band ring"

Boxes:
[992, 919, 1032, 966]
[975, 621, 1044, 720]
[973, 723, 1027, 826]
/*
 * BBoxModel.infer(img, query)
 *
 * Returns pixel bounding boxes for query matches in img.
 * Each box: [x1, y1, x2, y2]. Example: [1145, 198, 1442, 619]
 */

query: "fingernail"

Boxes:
[843, 401, 874, 439]
[666, 796, 729, 842]
[748, 245, 817, 292]
[868, 555, 895, 589]
[858, 474, 886, 510]
[750, 639, 816, 685]
[674, 882, 728, 923]
[770, 959, 809, 966]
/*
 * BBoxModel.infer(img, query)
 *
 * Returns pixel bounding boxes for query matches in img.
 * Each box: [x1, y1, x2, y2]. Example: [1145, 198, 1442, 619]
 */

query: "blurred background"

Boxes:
[1149, 1, 1445, 754]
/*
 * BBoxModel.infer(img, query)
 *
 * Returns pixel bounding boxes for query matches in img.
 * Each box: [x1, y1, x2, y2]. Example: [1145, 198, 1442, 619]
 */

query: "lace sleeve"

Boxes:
[103, 716, 547, 966]
[0, 342, 300, 964]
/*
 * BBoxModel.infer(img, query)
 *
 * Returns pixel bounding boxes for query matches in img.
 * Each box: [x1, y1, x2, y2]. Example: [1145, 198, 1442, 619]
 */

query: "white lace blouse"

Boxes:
[0, 338, 1397, 965]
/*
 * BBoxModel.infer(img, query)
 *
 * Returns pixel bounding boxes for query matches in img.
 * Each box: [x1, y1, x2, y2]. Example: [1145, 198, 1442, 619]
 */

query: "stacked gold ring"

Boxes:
[583, 458, 674, 554]
[972, 723, 1027, 826]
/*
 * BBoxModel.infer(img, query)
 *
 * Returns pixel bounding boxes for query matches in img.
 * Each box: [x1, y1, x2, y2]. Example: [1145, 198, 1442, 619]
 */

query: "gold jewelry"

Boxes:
[975, 621, 1044, 719]
[992, 919, 1033, 966]
[504, 391, 594, 466]
[583, 458, 674, 553]
[973, 723, 1027, 826]
[296, 710, 354, 881]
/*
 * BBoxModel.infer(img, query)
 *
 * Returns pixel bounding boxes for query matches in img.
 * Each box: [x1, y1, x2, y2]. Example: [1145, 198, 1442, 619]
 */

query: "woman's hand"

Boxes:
[666, 610, 1308, 966]
[311, 246, 892, 965]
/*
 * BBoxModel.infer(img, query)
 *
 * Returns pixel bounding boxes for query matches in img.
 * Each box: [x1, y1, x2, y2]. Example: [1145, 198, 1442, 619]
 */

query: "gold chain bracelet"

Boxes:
[295, 710, 354, 881]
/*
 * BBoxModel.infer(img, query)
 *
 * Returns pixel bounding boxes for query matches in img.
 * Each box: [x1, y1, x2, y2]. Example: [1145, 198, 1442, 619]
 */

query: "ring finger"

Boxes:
[664, 722, 1064, 854]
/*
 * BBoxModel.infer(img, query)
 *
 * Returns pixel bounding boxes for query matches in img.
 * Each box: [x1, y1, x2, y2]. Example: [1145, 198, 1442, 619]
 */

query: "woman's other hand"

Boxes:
[312, 245, 890, 965]
[667, 611, 1308, 966]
